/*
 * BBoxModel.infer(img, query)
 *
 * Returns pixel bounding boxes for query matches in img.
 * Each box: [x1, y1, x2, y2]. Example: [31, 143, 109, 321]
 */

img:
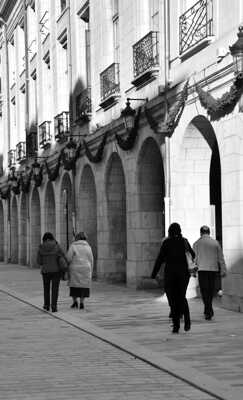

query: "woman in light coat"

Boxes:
[66, 231, 93, 309]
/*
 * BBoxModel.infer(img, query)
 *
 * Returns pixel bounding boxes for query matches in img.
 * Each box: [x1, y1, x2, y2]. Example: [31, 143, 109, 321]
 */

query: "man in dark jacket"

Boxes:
[37, 232, 64, 312]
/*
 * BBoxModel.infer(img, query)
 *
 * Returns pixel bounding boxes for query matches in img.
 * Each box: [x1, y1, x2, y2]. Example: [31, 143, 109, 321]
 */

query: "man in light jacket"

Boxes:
[193, 225, 227, 320]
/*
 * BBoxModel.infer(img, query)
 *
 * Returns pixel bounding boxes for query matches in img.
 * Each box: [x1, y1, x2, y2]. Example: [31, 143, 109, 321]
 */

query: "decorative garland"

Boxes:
[45, 155, 62, 181]
[116, 107, 141, 151]
[196, 76, 243, 121]
[10, 179, 20, 195]
[19, 170, 32, 193]
[0, 186, 11, 200]
[83, 132, 108, 163]
[144, 79, 189, 136]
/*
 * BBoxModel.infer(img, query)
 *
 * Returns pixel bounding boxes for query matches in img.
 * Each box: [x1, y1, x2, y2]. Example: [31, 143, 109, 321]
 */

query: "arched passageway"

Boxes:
[45, 182, 56, 236]
[0, 201, 4, 261]
[105, 153, 127, 283]
[137, 137, 165, 279]
[173, 115, 222, 243]
[30, 188, 41, 267]
[60, 173, 73, 251]
[20, 193, 28, 265]
[78, 165, 97, 278]
[10, 196, 18, 263]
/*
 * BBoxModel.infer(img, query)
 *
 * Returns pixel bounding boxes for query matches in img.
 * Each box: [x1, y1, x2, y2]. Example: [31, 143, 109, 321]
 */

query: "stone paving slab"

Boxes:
[0, 263, 243, 400]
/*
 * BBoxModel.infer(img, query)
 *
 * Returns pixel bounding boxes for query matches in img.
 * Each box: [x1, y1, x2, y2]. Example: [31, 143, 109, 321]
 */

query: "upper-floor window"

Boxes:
[150, 0, 159, 31]
[60, 0, 67, 13]
[112, 0, 119, 63]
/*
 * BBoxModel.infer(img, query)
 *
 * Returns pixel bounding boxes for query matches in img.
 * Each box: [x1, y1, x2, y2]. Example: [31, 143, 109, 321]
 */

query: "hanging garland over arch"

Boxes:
[115, 107, 141, 151]
[45, 154, 62, 181]
[83, 132, 108, 163]
[144, 79, 189, 136]
[0, 186, 10, 199]
[196, 76, 243, 121]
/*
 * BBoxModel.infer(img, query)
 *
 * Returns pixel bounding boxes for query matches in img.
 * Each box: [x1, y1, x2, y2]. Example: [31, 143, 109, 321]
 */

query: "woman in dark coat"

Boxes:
[151, 222, 195, 333]
[37, 232, 64, 313]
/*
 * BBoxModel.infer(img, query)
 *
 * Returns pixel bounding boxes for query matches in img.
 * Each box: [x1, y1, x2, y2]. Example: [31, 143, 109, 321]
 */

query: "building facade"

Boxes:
[0, 0, 243, 311]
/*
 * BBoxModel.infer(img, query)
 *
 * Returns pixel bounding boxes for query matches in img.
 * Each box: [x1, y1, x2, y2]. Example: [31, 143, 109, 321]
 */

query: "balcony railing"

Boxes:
[8, 149, 16, 168]
[100, 63, 120, 102]
[54, 111, 70, 141]
[133, 31, 159, 79]
[179, 0, 213, 55]
[16, 141, 26, 162]
[26, 131, 38, 158]
[39, 121, 51, 148]
[76, 87, 92, 122]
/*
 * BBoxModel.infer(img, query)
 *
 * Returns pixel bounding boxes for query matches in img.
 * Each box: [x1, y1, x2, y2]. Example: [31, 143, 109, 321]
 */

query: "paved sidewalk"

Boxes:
[0, 262, 243, 400]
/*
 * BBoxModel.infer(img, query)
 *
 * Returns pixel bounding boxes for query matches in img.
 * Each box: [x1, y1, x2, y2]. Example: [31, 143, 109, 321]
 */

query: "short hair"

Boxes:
[42, 232, 55, 242]
[168, 222, 181, 237]
[200, 225, 210, 235]
[75, 231, 87, 241]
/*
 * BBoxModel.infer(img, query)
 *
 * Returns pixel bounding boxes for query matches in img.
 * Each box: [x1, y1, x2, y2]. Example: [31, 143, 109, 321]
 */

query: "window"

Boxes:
[150, 0, 159, 31]
[112, 0, 119, 16]
[112, 0, 119, 63]
[60, 0, 67, 13]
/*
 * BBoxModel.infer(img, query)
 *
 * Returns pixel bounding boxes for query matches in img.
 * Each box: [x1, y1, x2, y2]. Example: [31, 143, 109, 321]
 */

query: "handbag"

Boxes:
[185, 252, 198, 276]
[57, 254, 69, 273]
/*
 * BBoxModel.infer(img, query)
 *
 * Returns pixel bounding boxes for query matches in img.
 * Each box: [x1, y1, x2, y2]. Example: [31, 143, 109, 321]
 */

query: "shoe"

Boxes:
[70, 301, 78, 308]
[205, 314, 212, 320]
[172, 327, 179, 333]
[79, 302, 84, 310]
[184, 321, 191, 331]
[43, 305, 50, 311]
[51, 307, 58, 313]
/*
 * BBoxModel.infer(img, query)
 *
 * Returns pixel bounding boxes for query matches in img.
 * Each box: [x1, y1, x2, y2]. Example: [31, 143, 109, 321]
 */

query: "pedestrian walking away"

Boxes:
[37, 232, 65, 312]
[151, 222, 195, 334]
[193, 225, 227, 320]
[66, 231, 93, 310]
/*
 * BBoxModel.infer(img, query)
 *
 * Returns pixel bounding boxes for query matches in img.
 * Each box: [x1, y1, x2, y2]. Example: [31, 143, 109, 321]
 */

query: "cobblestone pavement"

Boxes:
[0, 263, 242, 400]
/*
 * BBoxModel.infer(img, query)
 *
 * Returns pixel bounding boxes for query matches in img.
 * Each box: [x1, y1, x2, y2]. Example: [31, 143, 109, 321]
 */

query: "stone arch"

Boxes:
[20, 193, 28, 265]
[45, 181, 56, 236]
[30, 188, 41, 267]
[78, 165, 98, 277]
[60, 173, 73, 251]
[0, 201, 4, 261]
[136, 137, 165, 279]
[10, 196, 19, 263]
[173, 115, 222, 243]
[105, 152, 127, 283]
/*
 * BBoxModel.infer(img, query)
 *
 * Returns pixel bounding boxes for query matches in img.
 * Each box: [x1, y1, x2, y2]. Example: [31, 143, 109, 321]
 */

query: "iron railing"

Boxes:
[133, 31, 159, 78]
[179, 0, 213, 55]
[8, 149, 16, 168]
[16, 141, 26, 162]
[39, 121, 51, 148]
[54, 111, 70, 141]
[76, 87, 92, 119]
[100, 63, 120, 101]
[26, 131, 38, 158]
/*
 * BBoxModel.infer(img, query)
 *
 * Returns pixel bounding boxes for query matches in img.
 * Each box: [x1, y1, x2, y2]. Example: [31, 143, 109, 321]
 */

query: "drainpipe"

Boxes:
[163, 0, 171, 235]
[68, 1, 76, 237]
[0, 16, 11, 262]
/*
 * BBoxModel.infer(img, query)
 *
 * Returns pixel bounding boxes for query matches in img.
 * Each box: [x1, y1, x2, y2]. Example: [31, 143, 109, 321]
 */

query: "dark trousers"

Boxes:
[165, 275, 190, 329]
[198, 271, 217, 316]
[42, 272, 61, 308]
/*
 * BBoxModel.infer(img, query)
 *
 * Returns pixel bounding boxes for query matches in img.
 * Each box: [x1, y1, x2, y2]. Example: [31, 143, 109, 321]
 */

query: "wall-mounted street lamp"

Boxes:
[229, 25, 243, 79]
[120, 97, 148, 130]
[63, 137, 77, 161]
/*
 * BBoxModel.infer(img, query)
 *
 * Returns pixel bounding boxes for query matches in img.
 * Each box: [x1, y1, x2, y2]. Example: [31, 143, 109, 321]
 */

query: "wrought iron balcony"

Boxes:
[99, 63, 120, 109]
[26, 130, 38, 158]
[8, 149, 16, 168]
[54, 111, 70, 141]
[132, 31, 159, 88]
[16, 141, 26, 162]
[179, 0, 213, 56]
[39, 121, 51, 148]
[76, 87, 92, 123]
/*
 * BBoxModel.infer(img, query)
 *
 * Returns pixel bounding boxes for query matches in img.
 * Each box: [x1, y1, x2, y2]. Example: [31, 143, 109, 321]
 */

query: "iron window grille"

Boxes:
[179, 0, 213, 55]
[100, 63, 120, 101]
[76, 87, 92, 119]
[39, 121, 51, 148]
[26, 131, 38, 158]
[8, 149, 16, 168]
[16, 141, 26, 162]
[133, 31, 159, 78]
[54, 111, 70, 141]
